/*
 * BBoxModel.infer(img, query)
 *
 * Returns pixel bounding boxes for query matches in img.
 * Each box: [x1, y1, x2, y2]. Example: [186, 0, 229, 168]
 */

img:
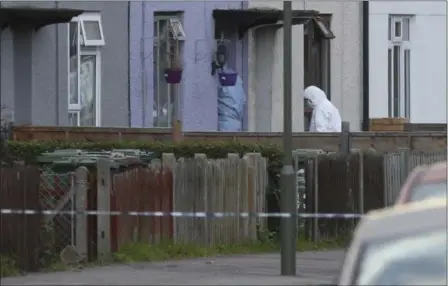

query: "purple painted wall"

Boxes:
[129, 1, 248, 131]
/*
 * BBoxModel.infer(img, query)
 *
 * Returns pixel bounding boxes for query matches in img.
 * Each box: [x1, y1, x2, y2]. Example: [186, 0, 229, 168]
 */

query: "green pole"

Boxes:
[280, 0, 297, 276]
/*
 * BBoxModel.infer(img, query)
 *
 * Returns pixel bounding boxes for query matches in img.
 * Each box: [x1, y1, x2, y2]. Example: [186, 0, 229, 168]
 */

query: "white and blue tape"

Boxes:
[0, 209, 363, 219]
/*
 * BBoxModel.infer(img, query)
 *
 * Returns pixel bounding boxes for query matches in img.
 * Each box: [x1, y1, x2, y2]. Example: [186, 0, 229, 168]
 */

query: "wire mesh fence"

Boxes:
[39, 171, 75, 265]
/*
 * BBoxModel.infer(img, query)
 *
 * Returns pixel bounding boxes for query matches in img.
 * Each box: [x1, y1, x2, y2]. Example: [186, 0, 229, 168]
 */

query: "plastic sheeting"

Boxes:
[217, 67, 246, 131]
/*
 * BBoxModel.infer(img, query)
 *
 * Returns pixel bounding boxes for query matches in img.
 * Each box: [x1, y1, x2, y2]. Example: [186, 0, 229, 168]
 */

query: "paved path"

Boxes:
[2, 250, 345, 285]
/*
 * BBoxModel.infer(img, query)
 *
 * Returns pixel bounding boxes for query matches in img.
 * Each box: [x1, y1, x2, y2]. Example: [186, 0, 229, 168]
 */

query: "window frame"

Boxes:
[68, 14, 103, 127]
[388, 15, 412, 119]
[153, 13, 183, 128]
[68, 110, 80, 126]
[169, 18, 186, 40]
[78, 13, 106, 47]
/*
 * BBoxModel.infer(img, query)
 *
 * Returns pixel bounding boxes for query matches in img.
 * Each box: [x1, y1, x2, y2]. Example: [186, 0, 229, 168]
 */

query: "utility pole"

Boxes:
[280, 0, 297, 276]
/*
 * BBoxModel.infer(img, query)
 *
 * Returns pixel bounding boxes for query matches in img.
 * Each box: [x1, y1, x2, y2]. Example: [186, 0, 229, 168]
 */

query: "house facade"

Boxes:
[129, 1, 248, 131]
[368, 1, 447, 124]
[0, 1, 130, 127]
[129, 1, 364, 131]
[247, 1, 363, 132]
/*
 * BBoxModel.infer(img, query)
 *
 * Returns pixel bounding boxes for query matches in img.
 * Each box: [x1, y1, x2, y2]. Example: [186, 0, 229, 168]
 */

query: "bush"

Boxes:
[4, 140, 283, 173]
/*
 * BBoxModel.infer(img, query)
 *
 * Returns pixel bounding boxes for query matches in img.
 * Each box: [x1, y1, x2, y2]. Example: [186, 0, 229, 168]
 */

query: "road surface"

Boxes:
[2, 250, 345, 285]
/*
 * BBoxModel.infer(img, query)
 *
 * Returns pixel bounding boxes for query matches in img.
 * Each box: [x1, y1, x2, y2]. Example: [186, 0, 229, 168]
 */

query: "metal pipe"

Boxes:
[55, 1, 60, 125]
[140, 1, 146, 127]
[127, 1, 132, 127]
[280, 0, 296, 276]
[362, 1, 369, 131]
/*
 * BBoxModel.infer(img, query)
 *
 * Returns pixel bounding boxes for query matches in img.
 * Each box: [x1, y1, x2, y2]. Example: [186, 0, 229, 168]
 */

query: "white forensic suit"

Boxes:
[304, 86, 342, 132]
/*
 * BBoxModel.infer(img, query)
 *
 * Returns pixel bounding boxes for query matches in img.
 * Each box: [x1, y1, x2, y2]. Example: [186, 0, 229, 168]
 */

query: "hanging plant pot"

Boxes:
[164, 68, 183, 84]
[218, 72, 237, 87]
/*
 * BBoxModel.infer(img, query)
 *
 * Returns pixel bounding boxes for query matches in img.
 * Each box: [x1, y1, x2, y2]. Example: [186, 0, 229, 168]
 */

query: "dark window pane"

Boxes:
[404, 50, 411, 118]
[388, 49, 392, 117]
[394, 21, 402, 38]
[393, 46, 400, 117]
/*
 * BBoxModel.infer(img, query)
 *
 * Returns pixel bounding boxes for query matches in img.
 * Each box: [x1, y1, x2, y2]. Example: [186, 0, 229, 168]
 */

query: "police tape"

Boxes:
[0, 209, 363, 219]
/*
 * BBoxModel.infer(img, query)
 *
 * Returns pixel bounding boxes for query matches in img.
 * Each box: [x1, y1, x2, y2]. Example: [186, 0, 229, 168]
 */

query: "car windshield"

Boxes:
[356, 230, 447, 285]
[409, 181, 447, 202]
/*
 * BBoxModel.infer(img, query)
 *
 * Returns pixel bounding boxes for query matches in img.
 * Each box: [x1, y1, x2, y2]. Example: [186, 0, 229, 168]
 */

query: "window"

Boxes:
[169, 18, 186, 40]
[153, 14, 185, 128]
[388, 15, 411, 118]
[68, 13, 105, 127]
[79, 14, 105, 46]
[304, 15, 333, 130]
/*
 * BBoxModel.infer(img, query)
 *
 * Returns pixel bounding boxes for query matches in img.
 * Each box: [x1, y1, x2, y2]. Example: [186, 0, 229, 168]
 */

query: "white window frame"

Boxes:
[68, 110, 80, 126]
[68, 13, 103, 127]
[169, 18, 186, 40]
[79, 13, 106, 46]
[153, 14, 183, 128]
[388, 15, 412, 119]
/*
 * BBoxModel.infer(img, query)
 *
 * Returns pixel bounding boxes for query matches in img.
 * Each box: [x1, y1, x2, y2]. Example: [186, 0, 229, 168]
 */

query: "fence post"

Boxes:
[398, 148, 410, 189]
[245, 153, 262, 241]
[74, 166, 89, 261]
[162, 153, 176, 241]
[358, 151, 365, 214]
[340, 122, 351, 155]
[195, 153, 208, 245]
[96, 158, 111, 262]
[312, 154, 319, 243]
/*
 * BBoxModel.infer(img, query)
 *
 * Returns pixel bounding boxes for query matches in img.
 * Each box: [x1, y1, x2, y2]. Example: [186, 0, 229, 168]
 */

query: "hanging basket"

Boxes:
[218, 72, 237, 87]
[164, 68, 183, 84]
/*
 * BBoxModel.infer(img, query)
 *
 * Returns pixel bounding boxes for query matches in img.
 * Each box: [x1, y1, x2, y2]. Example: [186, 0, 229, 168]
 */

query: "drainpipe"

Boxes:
[0, 2, 2, 122]
[241, 0, 246, 131]
[55, 1, 60, 125]
[140, 1, 146, 127]
[127, 1, 132, 126]
[362, 0, 369, 131]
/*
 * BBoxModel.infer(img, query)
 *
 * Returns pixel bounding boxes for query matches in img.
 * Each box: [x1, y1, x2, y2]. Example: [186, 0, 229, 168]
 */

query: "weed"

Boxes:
[0, 255, 20, 277]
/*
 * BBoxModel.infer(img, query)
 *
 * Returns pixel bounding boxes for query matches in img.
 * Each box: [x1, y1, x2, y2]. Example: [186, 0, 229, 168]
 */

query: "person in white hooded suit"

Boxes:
[304, 85, 342, 132]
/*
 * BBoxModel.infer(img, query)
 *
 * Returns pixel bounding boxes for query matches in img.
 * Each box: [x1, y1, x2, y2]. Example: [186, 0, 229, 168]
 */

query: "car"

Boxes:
[338, 198, 447, 286]
[395, 161, 447, 205]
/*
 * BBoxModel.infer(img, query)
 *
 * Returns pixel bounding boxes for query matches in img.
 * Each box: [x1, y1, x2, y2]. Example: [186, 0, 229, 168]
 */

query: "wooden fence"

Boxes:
[110, 153, 267, 250]
[0, 166, 42, 272]
[171, 153, 267, 245]
[111, 165, 173, 251]
[9, 125, 447, 152]
[303, 152, 385, 241]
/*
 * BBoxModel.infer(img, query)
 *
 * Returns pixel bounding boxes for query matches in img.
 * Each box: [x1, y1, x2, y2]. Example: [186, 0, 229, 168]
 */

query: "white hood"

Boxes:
[304, 86, 327, 108]
[304, 85, 342, 132]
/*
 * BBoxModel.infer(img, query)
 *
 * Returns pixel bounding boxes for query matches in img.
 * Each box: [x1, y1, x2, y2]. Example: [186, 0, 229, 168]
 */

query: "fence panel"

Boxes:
[383, 150, 447, 206]
[39, 171, 75, 262]
[0, 166, 42, 272]
[316, 153, 359, 241]
[172, 153, 266, 245]
[111, 165, 173, 251]
[362, 152, 385, 212]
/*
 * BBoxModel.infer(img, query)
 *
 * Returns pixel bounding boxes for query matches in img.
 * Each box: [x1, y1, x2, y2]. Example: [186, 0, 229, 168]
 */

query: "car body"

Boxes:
[338, 198, 447, 286]
[395, 161, 447, 205]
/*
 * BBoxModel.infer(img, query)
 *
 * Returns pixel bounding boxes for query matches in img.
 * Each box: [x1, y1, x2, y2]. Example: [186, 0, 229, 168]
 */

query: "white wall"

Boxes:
[247, 1, 363, 132]
[369, 1, 447, 123]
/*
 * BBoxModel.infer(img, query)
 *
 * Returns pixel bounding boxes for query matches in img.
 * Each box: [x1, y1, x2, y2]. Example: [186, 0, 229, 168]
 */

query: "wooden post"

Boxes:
[96, 158, 111, 262]
[75, 166, 89, 261]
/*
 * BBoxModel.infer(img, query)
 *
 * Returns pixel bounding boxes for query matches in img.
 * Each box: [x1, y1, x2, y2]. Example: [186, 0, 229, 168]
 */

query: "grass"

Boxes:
[112, 233, 346, 263]
[0, 255, 20, 277]
[1, 233, 347, 277]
